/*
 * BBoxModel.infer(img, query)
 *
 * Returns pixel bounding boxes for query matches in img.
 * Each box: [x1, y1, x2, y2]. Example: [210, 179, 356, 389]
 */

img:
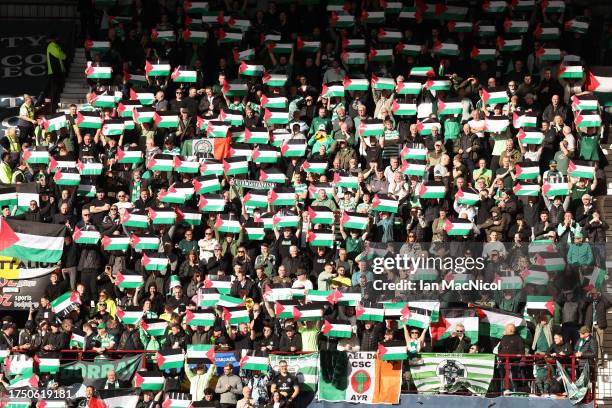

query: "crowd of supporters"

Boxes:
[0, 0, 611, 405]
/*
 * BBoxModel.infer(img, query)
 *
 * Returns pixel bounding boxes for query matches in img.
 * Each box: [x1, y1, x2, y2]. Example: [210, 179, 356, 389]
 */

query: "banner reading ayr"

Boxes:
[318, 351, 401, 404]
[409, 353, 495, 395]
[59, 354, 143, 388]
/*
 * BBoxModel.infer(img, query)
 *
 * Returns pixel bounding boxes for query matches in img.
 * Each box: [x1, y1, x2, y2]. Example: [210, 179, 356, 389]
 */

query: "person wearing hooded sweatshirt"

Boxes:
[567, 232, 594, 267]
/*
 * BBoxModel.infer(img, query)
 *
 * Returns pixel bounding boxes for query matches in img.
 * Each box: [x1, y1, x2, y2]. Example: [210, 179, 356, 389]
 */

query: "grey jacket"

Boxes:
[215, 373, 243, 404]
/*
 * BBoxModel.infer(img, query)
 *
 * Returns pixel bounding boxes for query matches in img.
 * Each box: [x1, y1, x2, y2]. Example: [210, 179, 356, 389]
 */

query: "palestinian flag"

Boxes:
[9, 371, 39, 388]
[241, 127, 269, 144]
[145, 61, 171, 77]
[182, 29, 208, 44]
[23, 148, 50, 165]
[448, 21, 473, 32]
[186, 344, 215, 364]
[206, 120, 231, 138]
[199, 159, 224, 176]
[156, 349, 184, 370]
[542, 0, 564, 13]
[471, 47, 496, 61]
[568, 160, 594, 179]
[229, 143, 253, 161]
[142, 318, 168, 337]
[296, 37, 320, 53]
[77, 160, 103, 176]
[162, 393, 192, 408]
[382, 0, 404, 13]
[115, 272, 144, 289]
[214, 215, 241, 233]
[273, 213, 300, 228]
[534, 252, 566, 272]
[76, 111, 103, 129]
[437, 98, 463, 115]
[444, 219, 473, 236]
[520, 265, 549, 285]
[240, 355, 269, 371]
[262, 72, 288, 88]
[239, 61, 264, 76]
[121, 211, 149, 228]
[306, 289, 333, 303]
[223, 306, 250, 325]
[333, 172, 358, 188]
[504, 19, 529, 33]
[217, 29, 243, 43]
[85, 64, 112, 80]
[517, 129, 544, 145]
[151, 29, 175, 42]
[475, 22, 496, 37]
[171, 156, 199, 174]
[0, 186, 17, 207]
[410, 66, 434, 77]
[571, 95, 598, 111]
[176, 208, 202, 226]
[222, 81, 248, 96]
[393, 100, 418, 116]
[395, 42, 422, 56]
[70, 330, 86, 349]
[526, 295, 555, 315]
[558, 62, 584, 80]
[85, 40, 110, 53]
[185, 310, 215, 326]
[244, 222, 265, 240]
[359, 119, 384, 137]
[280, 139, 307, 157]
[308, 183, 333, 199]
[102, 118, 125, 136]
[514, 162, 540, 180]
[482, 0, 507, 12]
[77, 184, 96, 197]
[123, 71, 147, 85]
[475, 306, 527, 340]
[535, 47, 561, 61]
[268, 42, 293, 54]
[341, 211, 369, 230]
[575, 111, 601, 128]
[369, 47, 393, 62]
[90, 93, 116, 108]
[302, 158, 328, 175]
[371, 75, 395, 90]
[432, 41, 459, 56]
[252, 145, 279, 164]
[400, 160, 427, 177]
[294, 305, 324, 322]
[378, 342, 408, 361]
[485, 116, 510, 133]
[275, 300, 300, 319]
[72, 226, 100, 245]
[263, 33, 281, 43]
[134, 371, 165, 391]
[362, 10, 385, 24]
[512, 0, 535, 11]
[401, 145, 427, 160]
[0, 219, 65, 263]
[223, 156, 249, 176]
[117, 305, 144, 324]
[154, 112, 179, 128]
[263, 108, 289, 125]
[203, 275, 232, 294]
[430, 309, 479, 345]
[417, 181, 446, 199]
[534, 24, 560, 40]
[372, 194, 398, 213]
[585, 67, 612, 95]
[355, 303, 385, 322]
[482, 87, 509, 105]
[497, 274, 524, 290]
[261, 95, 288, 109]
[455, 188, 480, 205]
[159, 185, 191, 204]
[306, 207, 334, 226]
[171, 67, 197, 83]
[41, 113, 68, 133]
[148, 207, 177, 225]
[497, 37, 522, 52]
[198, 194, 225, 212]
[416, 118, 442, 135]
[142, 253, 169, 271]
[307, 229, 334, 247]
[117, 148, 144, 165]
[233, 49, 255, 63]
[565, 19, 589, 34]
[244, 190, 269, 208]
[542, 180, 569, 197]
[51, 291, 80, 315]
[584, 267, 606, 292]
[322, 84, 345, 98]
[198, 291, 244, 308]
[513, 112, 538, 128]
[322, 320, 352, 338]
[424, 78, 451, 91]
[330, 12, 355, 28]
[148, 154, 174, 172]
[513, 182, 540, 196]
[343, 77, 369, 91]
[193, 175, 221, 194]
[341, 51, 366, 65]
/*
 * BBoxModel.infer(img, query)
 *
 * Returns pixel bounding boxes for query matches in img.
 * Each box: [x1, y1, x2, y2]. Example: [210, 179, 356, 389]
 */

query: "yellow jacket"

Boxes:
[46, 41, 66, 74]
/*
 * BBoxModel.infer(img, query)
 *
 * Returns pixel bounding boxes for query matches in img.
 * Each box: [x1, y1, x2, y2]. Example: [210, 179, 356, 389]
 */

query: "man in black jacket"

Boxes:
[583, 289, 611, 363]
[497, 323, 525, 393]
[575, 326, 598, 372]
[443, 323, 471, 353]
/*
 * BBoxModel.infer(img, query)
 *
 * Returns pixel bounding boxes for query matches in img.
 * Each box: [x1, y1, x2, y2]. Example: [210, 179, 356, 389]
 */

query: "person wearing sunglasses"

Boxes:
[403, 323, 428, 357]
[443, 323, 472, 353]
